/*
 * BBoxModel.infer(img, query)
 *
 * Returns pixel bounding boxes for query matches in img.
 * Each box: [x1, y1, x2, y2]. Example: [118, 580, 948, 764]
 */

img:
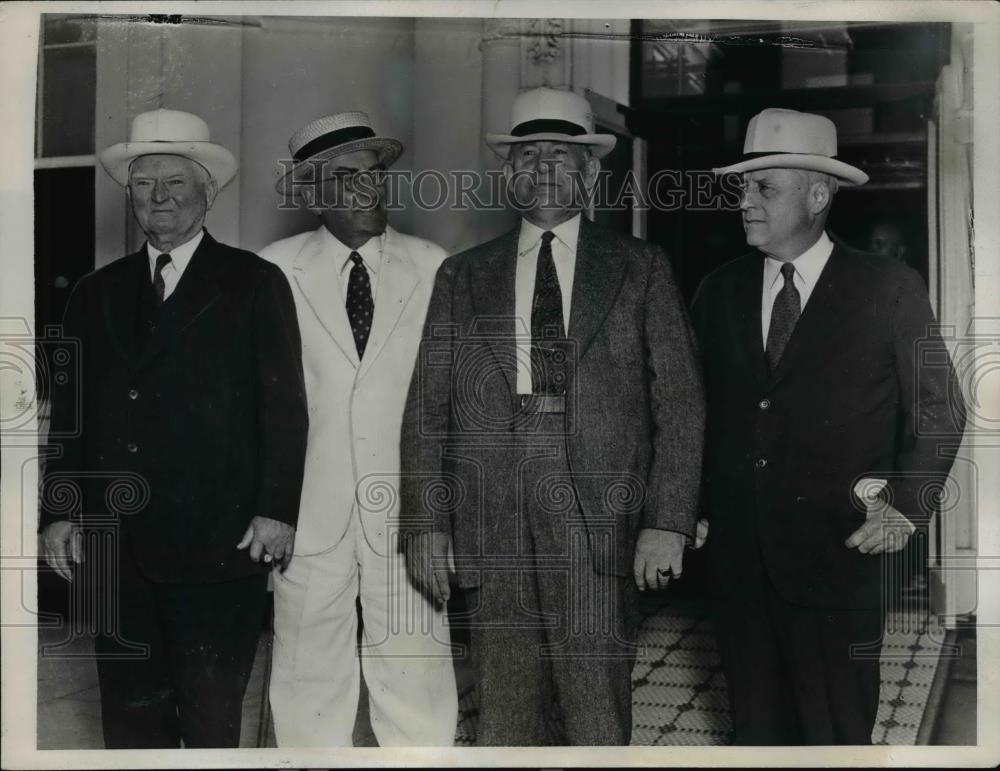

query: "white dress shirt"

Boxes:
[760, 231, 833, 348]
[320, 226, 385, 302]
[147, 229, 204, 302]
[514, 214, 580, 394]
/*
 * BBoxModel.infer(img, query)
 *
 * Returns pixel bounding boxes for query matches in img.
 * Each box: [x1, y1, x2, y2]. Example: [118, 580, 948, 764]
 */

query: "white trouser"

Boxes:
[269, 512, 457, 746]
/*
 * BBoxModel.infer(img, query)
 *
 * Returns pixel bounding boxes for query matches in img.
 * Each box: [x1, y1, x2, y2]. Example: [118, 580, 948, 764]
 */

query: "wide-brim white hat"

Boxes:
[712, 108, 868, 186]
[276, 111, 403, 194]
[486, 87, 617, 160]
[99, 109, 238, 188]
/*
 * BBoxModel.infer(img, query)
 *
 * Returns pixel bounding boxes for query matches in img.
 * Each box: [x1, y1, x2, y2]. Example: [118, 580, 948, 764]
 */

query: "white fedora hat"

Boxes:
[712, 108, 868, 186]
[276, 111, 403, 194]
[99, 109, 238, 188]
[486, 87, 617, 160]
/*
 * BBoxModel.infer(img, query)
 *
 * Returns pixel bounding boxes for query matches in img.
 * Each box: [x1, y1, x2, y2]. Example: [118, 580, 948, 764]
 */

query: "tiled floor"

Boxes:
[37, 601, 971, 749]
[453, 602, 956, 746]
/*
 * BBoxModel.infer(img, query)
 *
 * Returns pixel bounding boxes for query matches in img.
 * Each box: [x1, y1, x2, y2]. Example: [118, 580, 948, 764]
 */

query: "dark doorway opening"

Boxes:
[626, 20, 950, 302]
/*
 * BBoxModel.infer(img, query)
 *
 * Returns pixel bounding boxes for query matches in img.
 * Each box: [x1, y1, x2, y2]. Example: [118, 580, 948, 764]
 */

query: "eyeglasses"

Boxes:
[318, 164, 388, 190]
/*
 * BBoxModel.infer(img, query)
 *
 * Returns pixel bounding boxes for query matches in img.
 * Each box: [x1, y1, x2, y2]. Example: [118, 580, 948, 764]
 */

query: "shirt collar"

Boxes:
[322, 227, 386, 277]
[763, 231, 833, 289]
[147, 229, 204, 274]
[517, 213, 582, 258]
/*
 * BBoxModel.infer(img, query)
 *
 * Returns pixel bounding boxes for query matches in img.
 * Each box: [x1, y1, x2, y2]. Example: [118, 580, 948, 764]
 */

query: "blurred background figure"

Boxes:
[868, 219, 909, 263]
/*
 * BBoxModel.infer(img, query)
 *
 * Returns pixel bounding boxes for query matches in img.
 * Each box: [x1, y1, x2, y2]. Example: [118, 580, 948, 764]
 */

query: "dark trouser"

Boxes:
[713, 560, 883, 745]
[91, 549, 268, 749]
[460, 413, 640, 746]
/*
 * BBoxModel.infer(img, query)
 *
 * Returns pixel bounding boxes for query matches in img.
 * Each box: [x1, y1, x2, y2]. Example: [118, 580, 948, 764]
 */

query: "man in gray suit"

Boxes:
[401, 87, 704, 745]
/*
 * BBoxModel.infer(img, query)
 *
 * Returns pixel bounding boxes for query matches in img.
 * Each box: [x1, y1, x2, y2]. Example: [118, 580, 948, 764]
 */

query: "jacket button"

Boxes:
[127, 443, 138, 453]
[758, 398, 770, 410]
[128, 389, 139, 400]
[755, 458, 767, 469]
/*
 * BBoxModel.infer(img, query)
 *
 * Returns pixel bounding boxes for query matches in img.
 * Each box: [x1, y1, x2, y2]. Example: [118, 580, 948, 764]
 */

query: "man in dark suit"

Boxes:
[39, 109, 309, 748]
[692, 109, 966, 744]
[401, 87, 704, 745]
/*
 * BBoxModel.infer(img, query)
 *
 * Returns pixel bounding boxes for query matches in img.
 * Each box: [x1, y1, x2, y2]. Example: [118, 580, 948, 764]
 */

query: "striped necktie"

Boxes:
[152, 253, 172, 308]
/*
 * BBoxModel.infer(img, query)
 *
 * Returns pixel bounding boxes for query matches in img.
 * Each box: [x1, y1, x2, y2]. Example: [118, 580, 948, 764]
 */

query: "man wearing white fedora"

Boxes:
[39, 109, 309, 747]
[401, 87, 704, 745]
[692, 108, 965, 743]
[260, 112, 457, 746]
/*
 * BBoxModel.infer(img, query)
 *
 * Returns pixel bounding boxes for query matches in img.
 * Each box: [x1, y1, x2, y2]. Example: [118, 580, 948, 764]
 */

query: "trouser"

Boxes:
[91, 550, 268, 749]
[713, 557, 884, 745]
[459, 412, 640, 746]
[269, 511, 458, 746]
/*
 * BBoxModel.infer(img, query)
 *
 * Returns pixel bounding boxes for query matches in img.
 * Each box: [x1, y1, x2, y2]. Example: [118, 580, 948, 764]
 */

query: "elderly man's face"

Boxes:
[304, 149, 387, 248]
[739, 168, 823, 260]
[128, 155, 216, 248]
[506, 141, 597, 227]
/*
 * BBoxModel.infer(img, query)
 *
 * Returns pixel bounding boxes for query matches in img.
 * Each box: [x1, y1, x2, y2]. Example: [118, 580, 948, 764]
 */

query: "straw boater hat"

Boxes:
[712, 108, 869, 186]
[99, 109, 238, 188]
[276, 111, 403, 194]
[486, 87, 617, 160]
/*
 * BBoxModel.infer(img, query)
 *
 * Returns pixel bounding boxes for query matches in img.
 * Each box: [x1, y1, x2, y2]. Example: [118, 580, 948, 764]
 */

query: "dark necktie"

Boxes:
[152, 253, 172, 309]
[346, 251, 374, 359]
[765, 261, 801, 371]
[530, 231, 566, 394]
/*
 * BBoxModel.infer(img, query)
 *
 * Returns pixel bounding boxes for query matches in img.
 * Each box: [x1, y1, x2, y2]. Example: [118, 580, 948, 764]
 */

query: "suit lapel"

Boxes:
[768, 244, 846, 387]
[734, 255, 769, 390]
[568, 218, 628, 360]
[104, 249, 150, 366]
[358, 227, 419, 380]
[469, 229, 519, 396]
[291, 226, 360, 368]
[137, 231, 226, 368]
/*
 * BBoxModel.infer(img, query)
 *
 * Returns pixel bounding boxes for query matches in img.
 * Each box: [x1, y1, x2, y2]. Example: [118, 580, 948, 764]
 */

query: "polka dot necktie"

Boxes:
[765, 261, 801, 372]
[346, 251, 374, 359]
[152, 253, 172, 309]
[530, 231, 566, 394]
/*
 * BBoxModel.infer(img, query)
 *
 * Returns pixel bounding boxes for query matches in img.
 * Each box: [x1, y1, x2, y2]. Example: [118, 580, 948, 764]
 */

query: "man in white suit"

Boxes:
[260, 112, 457, 746]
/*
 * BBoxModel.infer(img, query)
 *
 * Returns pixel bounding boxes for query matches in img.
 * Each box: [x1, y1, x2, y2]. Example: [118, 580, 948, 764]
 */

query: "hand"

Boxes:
[237, 516, 296, 570]
[404, 531, 451, 607]
[845, 499, 915, 555]
[633, 528, 686, 591]
[40, 520, 83, 582]
[693, 518, 709, 550]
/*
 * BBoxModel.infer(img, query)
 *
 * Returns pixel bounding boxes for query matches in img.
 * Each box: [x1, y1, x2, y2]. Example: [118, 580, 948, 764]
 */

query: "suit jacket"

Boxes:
[400, 218, 705, 585]
[259, 225, 447, 557]
[690, 241, 966, 609]
[41, 231, 309, 584]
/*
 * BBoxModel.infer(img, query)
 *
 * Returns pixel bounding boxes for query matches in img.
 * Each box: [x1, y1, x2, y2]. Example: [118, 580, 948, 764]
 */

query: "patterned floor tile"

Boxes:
[35, 604, 948, 748]
[456, 605, 944, 746]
